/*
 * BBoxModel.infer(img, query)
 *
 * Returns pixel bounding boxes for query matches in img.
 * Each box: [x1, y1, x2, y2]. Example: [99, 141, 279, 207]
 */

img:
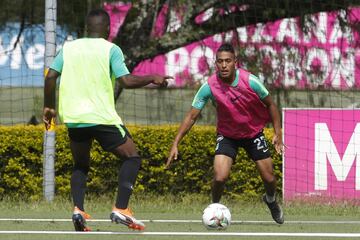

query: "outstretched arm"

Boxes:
[262, 95, 283, 154]
[117, 74, 172, 88]
[166, 107, 201, 168]
[43, 69, 60, 130]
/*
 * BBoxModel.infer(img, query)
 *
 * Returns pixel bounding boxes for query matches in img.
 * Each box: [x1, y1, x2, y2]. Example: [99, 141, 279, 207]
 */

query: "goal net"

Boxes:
[0, 1, 359, 201]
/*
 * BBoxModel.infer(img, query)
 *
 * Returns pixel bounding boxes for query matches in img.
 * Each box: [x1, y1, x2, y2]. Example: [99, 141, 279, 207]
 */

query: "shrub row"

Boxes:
[0, 125, 282, 200]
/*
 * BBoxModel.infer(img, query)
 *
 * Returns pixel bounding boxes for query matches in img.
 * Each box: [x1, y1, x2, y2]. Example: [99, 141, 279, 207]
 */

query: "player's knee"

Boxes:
[214, 176, 228, 183]
[263, 174, 276, 184]
[214, 171, 230, 182]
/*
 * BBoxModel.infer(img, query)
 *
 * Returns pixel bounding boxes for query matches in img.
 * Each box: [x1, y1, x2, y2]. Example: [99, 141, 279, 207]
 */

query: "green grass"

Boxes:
[0, 194, 360, 239]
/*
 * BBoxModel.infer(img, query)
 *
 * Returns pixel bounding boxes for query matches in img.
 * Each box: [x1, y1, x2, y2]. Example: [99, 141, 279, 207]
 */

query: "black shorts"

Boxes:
[215, 132, 271, 161]
[67, 124, 131, 151]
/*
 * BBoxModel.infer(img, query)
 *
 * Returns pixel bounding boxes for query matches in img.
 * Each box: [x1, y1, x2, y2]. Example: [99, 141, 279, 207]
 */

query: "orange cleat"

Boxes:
[110, 207, 145, 231]
[72, 206, 91, 231]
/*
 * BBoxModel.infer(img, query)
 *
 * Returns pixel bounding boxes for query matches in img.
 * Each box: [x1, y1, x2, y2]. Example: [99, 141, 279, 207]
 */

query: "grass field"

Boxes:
[0, 194, 360, 240]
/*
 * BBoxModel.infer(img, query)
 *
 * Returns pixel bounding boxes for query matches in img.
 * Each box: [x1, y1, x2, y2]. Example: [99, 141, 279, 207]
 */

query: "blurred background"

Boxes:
[0, 0, 360, 203]
[0, 0, 359, 126]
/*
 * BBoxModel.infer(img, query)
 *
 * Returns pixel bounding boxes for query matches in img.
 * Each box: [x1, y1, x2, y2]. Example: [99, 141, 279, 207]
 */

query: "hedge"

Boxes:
[0, 125, 282, 200]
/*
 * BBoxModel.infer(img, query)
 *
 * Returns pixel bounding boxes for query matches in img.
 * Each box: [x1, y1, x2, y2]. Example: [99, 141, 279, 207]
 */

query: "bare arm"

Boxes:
[262, 95, 283, 154]
[117, 74, 172, 88]
[43, 69, 60, 129]
[166, 107, 202, 168]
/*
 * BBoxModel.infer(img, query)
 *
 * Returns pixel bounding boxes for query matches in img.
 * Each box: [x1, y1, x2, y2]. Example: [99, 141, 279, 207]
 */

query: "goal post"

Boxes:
[43, 0, 57, 202]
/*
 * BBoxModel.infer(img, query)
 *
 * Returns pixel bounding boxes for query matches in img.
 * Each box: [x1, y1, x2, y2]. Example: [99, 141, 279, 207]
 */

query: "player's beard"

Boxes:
[219, 71, 235, 84]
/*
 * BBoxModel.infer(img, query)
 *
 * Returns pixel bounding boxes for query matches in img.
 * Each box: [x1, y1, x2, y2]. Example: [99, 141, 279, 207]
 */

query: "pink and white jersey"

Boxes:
[208, 69, 270, 139]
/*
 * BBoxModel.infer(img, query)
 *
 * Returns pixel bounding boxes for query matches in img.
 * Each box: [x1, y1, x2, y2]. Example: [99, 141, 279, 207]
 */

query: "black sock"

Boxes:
[71, 169, 88, 211]
[115, 156, 141, 209]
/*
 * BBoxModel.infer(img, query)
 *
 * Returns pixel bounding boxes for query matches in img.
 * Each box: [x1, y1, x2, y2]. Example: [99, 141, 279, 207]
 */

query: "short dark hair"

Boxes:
[86, 9, 110, 26]
[217, 43, 235, 54]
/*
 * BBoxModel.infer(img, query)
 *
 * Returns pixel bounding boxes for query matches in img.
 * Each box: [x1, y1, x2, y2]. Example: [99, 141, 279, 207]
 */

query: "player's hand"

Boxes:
[166, 144, 179, 169]
[272, 133, 286, 154]
[152, 75, 173, 88]
[43, 107, 56, 130]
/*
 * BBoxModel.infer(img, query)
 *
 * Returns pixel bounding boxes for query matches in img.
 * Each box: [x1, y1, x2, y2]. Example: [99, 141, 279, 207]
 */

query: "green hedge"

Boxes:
[0, 125, 282, 200]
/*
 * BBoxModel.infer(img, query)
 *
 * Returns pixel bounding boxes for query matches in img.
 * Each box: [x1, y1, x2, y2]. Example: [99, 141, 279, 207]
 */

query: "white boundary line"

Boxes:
[1, 218, 360, 224]
[0, 231, 360, 237]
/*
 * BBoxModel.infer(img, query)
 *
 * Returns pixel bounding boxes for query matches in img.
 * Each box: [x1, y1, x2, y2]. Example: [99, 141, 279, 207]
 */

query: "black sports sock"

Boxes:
[71, 169, 88, 211]
[115, 156, 141, 209]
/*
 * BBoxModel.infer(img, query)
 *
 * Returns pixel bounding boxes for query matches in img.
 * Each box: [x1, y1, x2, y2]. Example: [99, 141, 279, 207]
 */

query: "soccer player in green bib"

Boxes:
[43, 9, 172, 231]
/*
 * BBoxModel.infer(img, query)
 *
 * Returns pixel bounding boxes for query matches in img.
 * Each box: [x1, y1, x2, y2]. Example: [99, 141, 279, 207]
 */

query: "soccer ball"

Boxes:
[202, 203, 231, 230]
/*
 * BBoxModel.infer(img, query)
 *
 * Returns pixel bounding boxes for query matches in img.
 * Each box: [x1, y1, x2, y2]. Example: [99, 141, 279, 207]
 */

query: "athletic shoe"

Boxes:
[110, 207, 145, 230]
[262, 194, 284, 224]
[72, 207, 91, 231]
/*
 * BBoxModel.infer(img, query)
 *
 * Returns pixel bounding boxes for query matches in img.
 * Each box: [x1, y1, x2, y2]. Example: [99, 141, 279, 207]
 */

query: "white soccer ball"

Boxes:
[202, 203, 231, 230]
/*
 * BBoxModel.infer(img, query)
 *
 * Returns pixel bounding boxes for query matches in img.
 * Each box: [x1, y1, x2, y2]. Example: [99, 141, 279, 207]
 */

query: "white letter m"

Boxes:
[315, 123, 360, 190]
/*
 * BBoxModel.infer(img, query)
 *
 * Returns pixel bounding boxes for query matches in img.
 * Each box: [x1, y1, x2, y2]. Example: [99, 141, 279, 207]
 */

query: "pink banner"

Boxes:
[105, 3, 360, 89]
[283, 109, 360, 200]
[104, 2, 132, 42]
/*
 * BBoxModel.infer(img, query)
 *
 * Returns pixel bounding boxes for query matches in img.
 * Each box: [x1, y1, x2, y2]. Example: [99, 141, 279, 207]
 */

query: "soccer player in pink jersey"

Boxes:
[166, 43, 284, 224]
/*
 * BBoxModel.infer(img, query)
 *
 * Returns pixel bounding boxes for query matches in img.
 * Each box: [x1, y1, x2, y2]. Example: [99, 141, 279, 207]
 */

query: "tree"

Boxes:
[1, 0, 358, 98]
[112, 0, 359, 98]
[1, 0, 357, 69]
[115, 0, 359, 71]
